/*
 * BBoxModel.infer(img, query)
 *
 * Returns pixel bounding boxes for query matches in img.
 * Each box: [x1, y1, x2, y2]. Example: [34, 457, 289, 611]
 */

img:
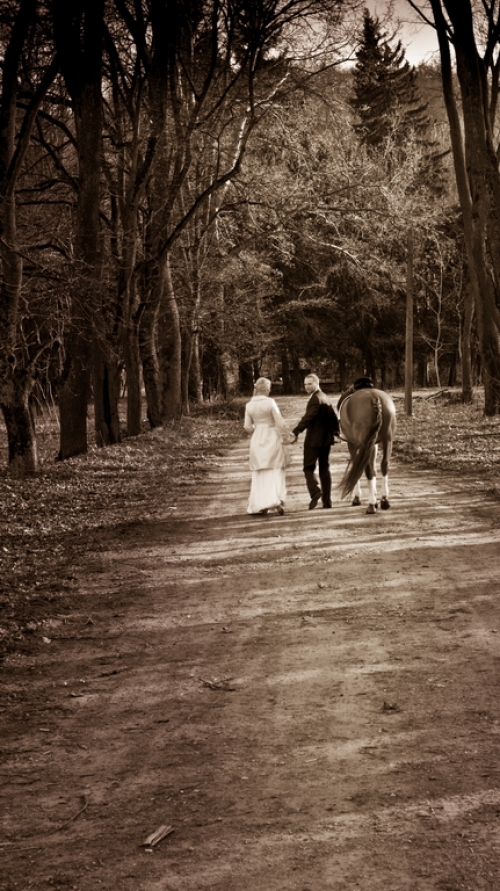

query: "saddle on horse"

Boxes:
[337, 376, 374, 412]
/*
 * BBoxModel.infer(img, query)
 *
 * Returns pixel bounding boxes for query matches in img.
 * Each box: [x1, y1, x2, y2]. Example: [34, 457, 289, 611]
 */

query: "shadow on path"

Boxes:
[2, 418, 500, 891]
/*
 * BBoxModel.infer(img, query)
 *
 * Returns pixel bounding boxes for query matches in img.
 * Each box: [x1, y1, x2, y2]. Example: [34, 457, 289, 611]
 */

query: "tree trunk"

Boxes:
[239, 362, 254, 396]
[461, 283, 473, 403]
[0, 0, 51, 474]
[182, 276, 204, 412]
[417, 357, 428, 388]
[160, 256, 182, 422]
[0, 193, 38, 473]
[281, 349, 292, 395]
[212, 282, 239, 399]
[1, 372, 38, 476]
[405, 225, 414, 415]
[92, 335, 121, 447]
[291, 354, 303, 393]
[447, 351, 457, 387]
[430, 0, 500, 413]
[218, 351, 240, 399]
[57, 283, 94, 459]
[138, 271, 162, 429]
[363, 338, 376, 383]
[117, 188, 143, 436]
[181, 334, 190, 415]
[480, 326, 500, 415]
[189, 331, 204, 404]
[55, 0, 104, 456]
[57, 323, 90, 460]
[338, 356, 348, 393]
[380, 362, 386, 390]
[123, 317, 142, 436]
[459, 87, 500, 412]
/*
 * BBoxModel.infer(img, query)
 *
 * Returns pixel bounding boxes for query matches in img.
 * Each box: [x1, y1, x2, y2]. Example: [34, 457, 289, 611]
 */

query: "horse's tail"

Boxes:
[339, 396, 383, 500]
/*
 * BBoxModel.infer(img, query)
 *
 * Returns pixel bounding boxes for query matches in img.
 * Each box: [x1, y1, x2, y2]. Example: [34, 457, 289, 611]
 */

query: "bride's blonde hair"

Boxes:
[254, 377, 271, 395]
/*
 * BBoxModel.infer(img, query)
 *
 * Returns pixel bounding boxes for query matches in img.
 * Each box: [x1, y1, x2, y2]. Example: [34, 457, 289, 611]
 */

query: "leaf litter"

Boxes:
[0, 406, 241, 657]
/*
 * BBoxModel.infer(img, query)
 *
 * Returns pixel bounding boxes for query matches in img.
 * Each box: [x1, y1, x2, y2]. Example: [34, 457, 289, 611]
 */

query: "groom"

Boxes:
[292, 374, 340, 510]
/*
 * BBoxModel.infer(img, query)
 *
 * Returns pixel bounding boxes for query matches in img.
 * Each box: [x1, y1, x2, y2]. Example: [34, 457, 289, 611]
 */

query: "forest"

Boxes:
[1, 0, 500, 476]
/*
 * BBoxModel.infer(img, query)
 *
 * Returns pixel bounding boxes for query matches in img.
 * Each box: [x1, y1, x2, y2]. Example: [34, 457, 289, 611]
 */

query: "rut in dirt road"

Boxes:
[3, 407, 500, 891]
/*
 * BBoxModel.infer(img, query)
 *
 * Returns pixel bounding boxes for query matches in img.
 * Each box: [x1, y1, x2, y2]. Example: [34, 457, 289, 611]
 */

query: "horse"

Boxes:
[337, 387, 397, 514]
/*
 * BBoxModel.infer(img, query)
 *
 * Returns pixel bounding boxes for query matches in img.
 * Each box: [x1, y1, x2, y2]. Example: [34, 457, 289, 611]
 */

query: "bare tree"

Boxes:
[0, 0, 58, 474]
[407, 0, 500, 412]
[137, 0, 350, 423]
[51, 0, 106, 458]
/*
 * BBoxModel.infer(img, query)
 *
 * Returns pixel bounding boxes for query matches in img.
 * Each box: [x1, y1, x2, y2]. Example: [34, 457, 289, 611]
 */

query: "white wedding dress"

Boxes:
[244, 395, 289, 514]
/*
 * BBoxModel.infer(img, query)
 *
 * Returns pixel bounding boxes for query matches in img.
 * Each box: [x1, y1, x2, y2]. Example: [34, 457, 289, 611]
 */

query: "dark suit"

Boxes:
[292, 389, 339, 507]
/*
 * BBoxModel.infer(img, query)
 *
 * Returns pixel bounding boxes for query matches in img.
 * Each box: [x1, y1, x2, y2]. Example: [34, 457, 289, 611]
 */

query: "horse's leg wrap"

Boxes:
[380, 475, 390, 509]
[381, 475, 389, 499]
[367, 476, 377, 506]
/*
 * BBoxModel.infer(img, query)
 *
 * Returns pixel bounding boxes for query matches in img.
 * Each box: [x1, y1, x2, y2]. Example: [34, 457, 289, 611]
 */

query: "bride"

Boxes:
[244, 377, 291, 516]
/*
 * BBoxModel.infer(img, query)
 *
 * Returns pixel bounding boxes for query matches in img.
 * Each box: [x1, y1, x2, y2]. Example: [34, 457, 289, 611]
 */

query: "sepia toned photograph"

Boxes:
[2, 2, 500, 889]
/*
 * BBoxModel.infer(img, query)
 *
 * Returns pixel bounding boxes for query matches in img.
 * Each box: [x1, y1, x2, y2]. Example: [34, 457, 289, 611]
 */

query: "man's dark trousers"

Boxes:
[303, 445, 331, 505]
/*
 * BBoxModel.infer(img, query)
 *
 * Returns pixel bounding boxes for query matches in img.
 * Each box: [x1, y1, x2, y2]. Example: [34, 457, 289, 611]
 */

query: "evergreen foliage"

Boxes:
[351, 9, 430, 151]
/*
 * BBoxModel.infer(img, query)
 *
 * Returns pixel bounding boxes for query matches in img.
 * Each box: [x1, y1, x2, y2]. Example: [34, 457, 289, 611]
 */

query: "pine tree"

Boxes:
[350, 9, 429, 151]
[350, 9, 447, 195]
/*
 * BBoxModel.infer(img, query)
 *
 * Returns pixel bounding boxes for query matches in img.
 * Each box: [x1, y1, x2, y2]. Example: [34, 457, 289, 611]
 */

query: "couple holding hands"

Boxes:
[244, 374, 340, 516]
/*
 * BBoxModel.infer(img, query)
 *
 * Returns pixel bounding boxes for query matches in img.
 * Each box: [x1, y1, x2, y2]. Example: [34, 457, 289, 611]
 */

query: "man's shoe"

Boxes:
[309, 492, 321, 510]
[322, 502, 332, 508]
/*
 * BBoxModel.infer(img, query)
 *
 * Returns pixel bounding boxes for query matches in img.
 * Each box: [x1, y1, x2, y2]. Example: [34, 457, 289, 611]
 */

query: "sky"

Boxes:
[365, 1, 439, 66]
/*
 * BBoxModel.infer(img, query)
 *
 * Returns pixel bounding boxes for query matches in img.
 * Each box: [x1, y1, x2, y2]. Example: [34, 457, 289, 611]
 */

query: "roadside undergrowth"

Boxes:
[392, 389, 500, 499]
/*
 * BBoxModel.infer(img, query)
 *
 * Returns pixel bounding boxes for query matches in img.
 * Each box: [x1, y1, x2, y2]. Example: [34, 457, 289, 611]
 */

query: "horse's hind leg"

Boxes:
[380, 475, 390, 509]
[351, 479, 362, 506]
[365, 445, 378, 513]
[347, 442, 362, 505]
[366, 477, 377, 513]
[380, 441, 392, 510]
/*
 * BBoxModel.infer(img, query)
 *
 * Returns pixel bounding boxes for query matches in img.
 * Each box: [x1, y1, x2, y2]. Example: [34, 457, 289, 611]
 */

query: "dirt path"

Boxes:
[3, 397, 500, 891]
